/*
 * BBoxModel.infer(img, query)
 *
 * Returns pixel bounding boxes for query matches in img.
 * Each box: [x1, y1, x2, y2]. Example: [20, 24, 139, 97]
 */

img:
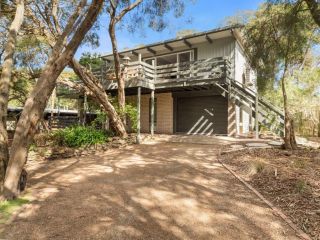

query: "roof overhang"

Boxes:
[102, 25, 243, 61]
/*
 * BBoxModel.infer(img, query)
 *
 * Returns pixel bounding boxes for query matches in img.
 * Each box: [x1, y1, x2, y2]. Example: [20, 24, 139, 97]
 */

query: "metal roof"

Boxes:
[102, 25, 242, 60]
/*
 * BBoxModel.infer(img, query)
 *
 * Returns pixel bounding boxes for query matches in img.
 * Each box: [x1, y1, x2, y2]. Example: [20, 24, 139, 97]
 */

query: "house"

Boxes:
[95, 25, 284, 137]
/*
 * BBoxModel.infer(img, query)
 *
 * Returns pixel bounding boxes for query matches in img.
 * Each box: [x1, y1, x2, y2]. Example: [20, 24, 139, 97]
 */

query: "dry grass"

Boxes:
[221, 148, 320, 240]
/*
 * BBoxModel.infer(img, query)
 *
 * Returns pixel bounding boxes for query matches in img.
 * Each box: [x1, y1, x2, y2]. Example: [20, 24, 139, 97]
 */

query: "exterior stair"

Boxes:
[214, 78, 284, 136]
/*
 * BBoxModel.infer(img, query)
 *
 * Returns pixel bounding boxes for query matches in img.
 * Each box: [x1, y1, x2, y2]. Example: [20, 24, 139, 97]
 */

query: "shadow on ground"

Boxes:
[2, 143, 298, 240]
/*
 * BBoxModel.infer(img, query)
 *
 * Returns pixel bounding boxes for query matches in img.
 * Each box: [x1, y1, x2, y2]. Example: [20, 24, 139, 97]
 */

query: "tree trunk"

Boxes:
[69, 58, 127, 138]
[281, 71, 297, 150]
[3, 0, 104, 199]
[304, 0, 320, 27]
[108, 21, 126, 120]
[318, 110, 320, 137]
[0, 0, 24, 190]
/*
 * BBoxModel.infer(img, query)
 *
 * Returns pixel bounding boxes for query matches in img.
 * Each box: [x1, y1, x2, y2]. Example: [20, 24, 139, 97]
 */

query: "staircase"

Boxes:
[214, 78, 284, 136]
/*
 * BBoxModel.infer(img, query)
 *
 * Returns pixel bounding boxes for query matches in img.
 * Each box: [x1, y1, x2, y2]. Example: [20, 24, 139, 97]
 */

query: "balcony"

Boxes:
[92, 57, 231, 91]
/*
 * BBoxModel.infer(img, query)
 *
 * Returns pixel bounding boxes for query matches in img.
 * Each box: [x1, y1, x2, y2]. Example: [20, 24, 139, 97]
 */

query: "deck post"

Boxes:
[255, 87, 259, 139]
[136, 87, 141, 144]
[150, 90, 155, 136]
[83, 93, 87, 125]
[138, 53, 142, 62]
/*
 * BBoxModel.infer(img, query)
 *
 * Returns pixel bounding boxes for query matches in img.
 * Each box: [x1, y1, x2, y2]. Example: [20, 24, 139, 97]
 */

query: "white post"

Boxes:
[136, 87, 141, 144]
[150, 90, 155, 136]
[255, 87, 259, 139]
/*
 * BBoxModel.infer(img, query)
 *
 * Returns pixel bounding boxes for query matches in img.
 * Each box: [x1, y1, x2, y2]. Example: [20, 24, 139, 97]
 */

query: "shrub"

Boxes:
[91, 111, 107, 129]
[125, 103, 138, 132]
[295, 179, 309, 194]
[52, 125, 108, 148]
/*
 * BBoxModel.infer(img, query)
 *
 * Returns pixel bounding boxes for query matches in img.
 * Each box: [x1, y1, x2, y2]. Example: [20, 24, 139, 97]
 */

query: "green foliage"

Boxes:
[176, 29, 197, 38]
[244, 2, 319, 92]
[79, 52, 104, 69]
[125, 103, 138, 132]
[0, 198, 29, 224]
[222, 10, 254, 26]
[52, 126, 108, 148]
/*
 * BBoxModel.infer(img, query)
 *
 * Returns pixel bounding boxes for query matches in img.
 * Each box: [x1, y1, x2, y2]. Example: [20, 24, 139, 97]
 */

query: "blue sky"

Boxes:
[76, 0, 263, 58]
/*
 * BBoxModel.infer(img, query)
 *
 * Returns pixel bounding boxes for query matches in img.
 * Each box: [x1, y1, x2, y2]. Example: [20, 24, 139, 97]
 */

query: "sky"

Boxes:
[76, 0, 263, 58]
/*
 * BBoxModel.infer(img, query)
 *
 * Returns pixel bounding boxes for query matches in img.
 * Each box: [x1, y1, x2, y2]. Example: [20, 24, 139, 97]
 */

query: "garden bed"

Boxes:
[220, 148, 320, 239]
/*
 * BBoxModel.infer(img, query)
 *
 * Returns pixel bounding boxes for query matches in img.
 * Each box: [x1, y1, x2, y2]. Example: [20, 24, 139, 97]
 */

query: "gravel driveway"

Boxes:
[2, 143, 300, 240]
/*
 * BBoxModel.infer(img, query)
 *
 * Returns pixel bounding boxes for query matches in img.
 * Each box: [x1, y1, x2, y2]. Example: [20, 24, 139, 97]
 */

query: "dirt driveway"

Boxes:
[2, 143, 300, 240]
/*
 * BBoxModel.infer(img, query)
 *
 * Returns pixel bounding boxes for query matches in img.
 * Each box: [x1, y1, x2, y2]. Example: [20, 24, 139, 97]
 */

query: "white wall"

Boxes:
[197, 37, 235, 59]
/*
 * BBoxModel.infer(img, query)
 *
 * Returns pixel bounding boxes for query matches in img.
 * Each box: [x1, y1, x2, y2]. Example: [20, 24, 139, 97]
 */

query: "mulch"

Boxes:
[220, 148, 320, 240]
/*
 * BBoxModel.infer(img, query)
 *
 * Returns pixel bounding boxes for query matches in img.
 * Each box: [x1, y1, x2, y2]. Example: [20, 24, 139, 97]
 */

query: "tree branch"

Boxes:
[115, 0, 142, 23]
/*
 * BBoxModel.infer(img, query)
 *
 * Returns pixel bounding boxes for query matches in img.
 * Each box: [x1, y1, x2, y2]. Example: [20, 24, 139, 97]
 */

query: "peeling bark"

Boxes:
[3, 0, 104, 199]
[0, 0, 24, 190]
[281, 69, 297, 150]
[69, 58, 127, 138]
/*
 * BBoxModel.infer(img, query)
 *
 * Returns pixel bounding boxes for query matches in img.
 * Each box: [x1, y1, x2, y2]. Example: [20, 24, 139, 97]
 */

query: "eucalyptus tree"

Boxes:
[304, 0, 320, 27]
[0, 0, 24, 191]
[105, 0, 191, 119]
[244, 2, 319, 149]
[22, 1, 128, 137]
[3, 0, 104, 199]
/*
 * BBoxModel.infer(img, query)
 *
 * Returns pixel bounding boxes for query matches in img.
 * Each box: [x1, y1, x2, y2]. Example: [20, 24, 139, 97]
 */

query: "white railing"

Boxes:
[93, 57, 231, 89]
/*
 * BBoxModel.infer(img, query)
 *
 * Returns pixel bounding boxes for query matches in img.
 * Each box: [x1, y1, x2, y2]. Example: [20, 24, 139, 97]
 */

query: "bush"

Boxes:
[125, 103, 138, 132]
[52, 125, 108, 148]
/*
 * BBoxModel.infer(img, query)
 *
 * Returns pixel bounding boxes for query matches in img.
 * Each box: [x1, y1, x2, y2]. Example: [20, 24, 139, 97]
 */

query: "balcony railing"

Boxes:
[92, 57, 231, 90]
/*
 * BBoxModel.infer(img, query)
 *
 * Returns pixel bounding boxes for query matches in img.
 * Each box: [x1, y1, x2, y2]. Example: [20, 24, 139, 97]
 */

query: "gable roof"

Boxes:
[102, 25, 243, 60]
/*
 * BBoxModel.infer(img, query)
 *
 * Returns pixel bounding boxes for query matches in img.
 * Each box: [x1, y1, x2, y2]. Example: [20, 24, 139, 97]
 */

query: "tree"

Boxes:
[304, 0, 320, 27]
[0, 0, 24, 190]
[3, 0, 104, 199]
[176, 29, 197, 38]
[105, 0, 191, 121]
[22, 1, 128, 138]
[244, 2, 318, 149]
[106, 0, 142, 118]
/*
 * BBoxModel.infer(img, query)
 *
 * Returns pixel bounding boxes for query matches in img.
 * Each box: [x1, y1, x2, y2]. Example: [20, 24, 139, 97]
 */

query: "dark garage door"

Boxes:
[176, 95, 228, 135]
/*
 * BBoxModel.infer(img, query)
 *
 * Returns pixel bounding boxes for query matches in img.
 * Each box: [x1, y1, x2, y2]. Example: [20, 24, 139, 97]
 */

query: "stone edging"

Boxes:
[217, 150, 312, 240]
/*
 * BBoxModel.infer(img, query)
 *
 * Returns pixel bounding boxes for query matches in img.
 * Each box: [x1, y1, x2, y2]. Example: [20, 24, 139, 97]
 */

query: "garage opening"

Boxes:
[176, 95, 228, 135]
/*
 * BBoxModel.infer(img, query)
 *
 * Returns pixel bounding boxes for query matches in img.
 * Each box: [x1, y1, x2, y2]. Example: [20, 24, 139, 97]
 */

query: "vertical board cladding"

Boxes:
[126, 92, 173, 134]
[234, 41, 257, 88]
[196, 37, 236, 78]
[234, 41, 247, 84]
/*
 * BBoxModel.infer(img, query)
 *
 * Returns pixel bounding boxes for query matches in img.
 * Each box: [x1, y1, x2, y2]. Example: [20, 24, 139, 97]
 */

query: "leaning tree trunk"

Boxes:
[0, 0, 24, 190]
[70, 58, 127, 138]
[3, 0, 103, 199]
[304, 0, 320, 28]
[281, 72, 297, 150]
[318, 110, 320, 137]
[108, 21, 126, 119]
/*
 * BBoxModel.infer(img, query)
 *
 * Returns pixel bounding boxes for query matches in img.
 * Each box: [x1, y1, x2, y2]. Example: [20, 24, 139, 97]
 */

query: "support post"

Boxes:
[136, 87, 141, 144]
[150, 90, 155, 136]
[78, 96, 85, 125]
[83, 93, 87, 126]
[255, 87, 259, 139]
[138, 53, 142, 62]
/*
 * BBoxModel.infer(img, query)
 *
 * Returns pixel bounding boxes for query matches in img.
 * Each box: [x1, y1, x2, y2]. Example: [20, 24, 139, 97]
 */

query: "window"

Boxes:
[178, 52, 191, 63]
[157, 54, 177, 66]
[145, 58, 155, 66]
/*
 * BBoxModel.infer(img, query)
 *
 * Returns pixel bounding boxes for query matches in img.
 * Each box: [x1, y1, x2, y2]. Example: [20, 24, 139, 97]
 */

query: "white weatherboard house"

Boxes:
[95, 25, 283, 136]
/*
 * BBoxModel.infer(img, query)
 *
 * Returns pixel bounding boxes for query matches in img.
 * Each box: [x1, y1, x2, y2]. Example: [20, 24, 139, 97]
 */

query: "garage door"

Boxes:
[176, 95, 228, 135]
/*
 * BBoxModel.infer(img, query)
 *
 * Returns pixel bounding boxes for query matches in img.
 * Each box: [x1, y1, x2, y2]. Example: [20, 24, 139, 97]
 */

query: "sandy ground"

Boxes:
[1, 143, 301, 240]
